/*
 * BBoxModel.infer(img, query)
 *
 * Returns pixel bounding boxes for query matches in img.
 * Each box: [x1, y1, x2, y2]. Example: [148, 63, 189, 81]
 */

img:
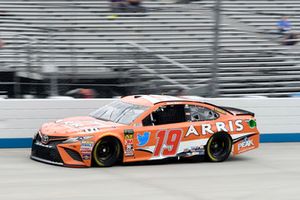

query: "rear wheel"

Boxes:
[93, 137, 121, 167]
[206, 133, 232, 162]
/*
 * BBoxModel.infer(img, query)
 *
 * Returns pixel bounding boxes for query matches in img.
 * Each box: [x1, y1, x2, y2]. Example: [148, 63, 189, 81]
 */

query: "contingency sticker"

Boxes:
[80, 141, 94, 152]
[80, 141, 94, 160]
[124, 130, 134, 157]
[82, 153, 91, 160]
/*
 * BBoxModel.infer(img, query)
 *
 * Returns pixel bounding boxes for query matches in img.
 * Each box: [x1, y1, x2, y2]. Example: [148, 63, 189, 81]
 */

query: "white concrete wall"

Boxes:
[206, 98, 300, 134]
[0, 99, 112, 138]
[0, 98, 299, 138]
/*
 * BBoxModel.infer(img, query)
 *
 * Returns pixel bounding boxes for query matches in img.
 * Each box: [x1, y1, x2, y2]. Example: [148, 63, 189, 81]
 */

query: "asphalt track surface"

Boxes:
[0, 143, 299, 200]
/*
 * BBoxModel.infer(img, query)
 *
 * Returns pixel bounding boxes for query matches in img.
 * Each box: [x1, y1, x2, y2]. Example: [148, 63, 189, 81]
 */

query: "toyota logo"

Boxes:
[41, 135, 49, 144]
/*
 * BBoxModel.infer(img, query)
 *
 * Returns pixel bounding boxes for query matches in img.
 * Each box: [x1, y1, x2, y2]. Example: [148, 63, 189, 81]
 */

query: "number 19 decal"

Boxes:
[153, 129, 183, 157]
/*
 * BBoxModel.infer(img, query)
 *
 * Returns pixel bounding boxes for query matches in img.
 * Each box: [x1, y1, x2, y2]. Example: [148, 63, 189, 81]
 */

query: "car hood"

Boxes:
[40, 116, 125, 137]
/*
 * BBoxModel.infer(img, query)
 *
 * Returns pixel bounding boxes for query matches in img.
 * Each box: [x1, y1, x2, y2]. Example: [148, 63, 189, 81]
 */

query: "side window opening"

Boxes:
[142, 104, 186, 126]
[188, 105, 219, 121]
[142, 114, 153, 126]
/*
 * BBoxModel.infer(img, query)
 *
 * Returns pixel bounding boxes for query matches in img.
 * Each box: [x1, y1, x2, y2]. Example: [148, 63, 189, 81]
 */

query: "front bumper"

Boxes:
[31, 140, 64, 166]
[31, 155, 64, 166]
[31, 135, 92, 167]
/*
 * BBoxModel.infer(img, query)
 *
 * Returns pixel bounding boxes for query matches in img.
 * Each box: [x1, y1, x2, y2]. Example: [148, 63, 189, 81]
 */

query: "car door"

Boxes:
[130, 103, 193, 162]
[180, 104, 220, 153]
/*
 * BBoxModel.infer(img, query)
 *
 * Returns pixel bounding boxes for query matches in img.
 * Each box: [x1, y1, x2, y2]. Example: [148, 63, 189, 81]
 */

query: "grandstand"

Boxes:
[0, 0, 300, 97]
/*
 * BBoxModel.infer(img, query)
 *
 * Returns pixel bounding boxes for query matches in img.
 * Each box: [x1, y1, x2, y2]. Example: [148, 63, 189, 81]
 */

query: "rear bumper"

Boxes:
[232, 133, 259, 155]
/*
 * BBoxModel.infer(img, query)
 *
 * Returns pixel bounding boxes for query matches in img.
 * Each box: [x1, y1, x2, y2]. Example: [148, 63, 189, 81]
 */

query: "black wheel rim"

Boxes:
[210, 138, 227, 158]
[96, 140, 116, 162]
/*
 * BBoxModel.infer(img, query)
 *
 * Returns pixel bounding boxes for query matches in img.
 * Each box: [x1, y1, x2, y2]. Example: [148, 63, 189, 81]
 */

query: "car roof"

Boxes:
[121, 95, 202, 106]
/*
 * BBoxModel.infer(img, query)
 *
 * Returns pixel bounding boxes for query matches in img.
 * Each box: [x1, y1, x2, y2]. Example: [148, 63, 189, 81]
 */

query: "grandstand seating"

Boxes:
[191, 0, 300, 96]
[0, 0, 300, 97]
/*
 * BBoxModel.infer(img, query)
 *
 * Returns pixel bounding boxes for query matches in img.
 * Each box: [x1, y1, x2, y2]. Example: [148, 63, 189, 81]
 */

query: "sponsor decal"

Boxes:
[238, 137, 254, 151]
[154, 129, 183, 157]
[124, 129, 134, 157]
[201, 124, 214, 135]
[183, 145, 205, 155]
[137, 132, 150, 146]
[232, 134, 258, 155]
[178, 145, 205, 157]
[63, 121, 81, 128]
[89, 121, 106, 125]
[80, 141, 94, 152]
[185, 125, 200, 137]
[247, 119, 257, 129]
[82, 153, 91, 160]
[125, 141, 134, 157]
[201, 120, 244, 135]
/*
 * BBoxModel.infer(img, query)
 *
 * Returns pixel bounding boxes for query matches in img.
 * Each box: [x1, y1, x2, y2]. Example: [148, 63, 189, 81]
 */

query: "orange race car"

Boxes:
[31, 95, 260, 167]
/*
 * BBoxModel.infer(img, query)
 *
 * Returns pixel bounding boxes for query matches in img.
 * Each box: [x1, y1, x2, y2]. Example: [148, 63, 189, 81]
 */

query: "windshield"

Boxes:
[89, 101, 149, 125]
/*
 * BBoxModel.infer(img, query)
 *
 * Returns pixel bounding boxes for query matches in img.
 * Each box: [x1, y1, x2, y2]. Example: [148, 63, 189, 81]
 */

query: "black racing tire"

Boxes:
[92, 137, 121, 167]
[205, 133, 232, 162]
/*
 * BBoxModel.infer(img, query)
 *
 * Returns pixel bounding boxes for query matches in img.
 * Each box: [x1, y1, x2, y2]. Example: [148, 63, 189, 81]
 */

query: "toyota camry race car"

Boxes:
[31, 95, 259, 167]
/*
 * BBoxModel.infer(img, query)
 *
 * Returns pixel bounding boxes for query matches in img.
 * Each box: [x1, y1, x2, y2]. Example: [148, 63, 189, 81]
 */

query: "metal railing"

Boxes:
[126, 41, 194, 90]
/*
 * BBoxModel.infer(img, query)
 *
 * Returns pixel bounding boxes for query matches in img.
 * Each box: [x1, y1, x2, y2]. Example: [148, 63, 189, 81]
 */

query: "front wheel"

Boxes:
[93, 137, 121, 167]
[206, 133, 232, 162]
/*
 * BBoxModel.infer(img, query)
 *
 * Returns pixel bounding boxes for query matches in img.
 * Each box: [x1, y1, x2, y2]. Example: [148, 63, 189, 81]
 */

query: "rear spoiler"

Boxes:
[221, 106, 255, 117]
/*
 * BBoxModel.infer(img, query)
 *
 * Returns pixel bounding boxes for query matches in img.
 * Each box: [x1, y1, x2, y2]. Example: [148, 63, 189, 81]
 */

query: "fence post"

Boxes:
[211, 0, 221, 97]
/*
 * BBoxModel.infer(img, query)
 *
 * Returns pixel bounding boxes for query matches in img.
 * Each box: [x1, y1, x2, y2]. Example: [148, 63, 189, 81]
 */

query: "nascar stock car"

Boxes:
[31, 95, 260, 167]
